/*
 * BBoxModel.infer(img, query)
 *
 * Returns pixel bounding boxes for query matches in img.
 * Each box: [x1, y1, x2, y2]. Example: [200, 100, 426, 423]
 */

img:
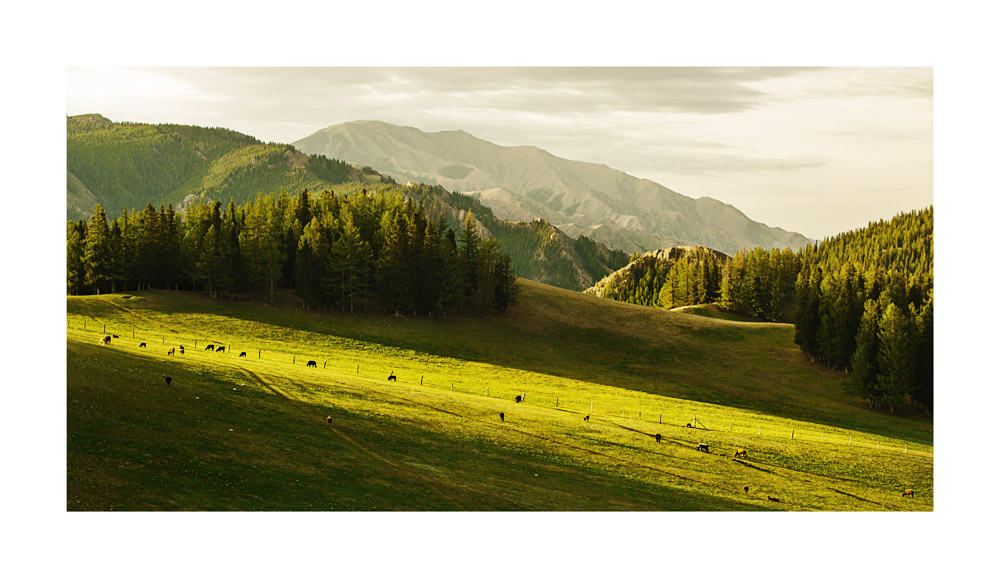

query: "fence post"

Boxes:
[622, 410, 625, 418]
[259, 349, 261, 359]
[639, 411, 641, 420]
[487, 386, 489, 397]
[132, 329, 135, 339]
[421, 376, 424, 386]
[659, 413, 662, 424]
[356, 364, 359, 374]
[84, 320, 86, 330]
[591, 403, 593, 413]
[556, 397, 558, 407]
[821, 433, 824, 442]
[791, 430, 794, 440]
[904, 444, 907, 454]
[293, 356, 295, 364]
[324, 361, 327, 369]
[730, 423, 733, 432]
[758, 426, 761, 435]
[849, 436, 852, 446]
[103, 323, 106, 334]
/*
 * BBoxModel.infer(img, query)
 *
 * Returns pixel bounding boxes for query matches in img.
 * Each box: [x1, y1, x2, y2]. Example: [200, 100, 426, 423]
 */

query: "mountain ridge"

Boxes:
[294, 120, 813, 255]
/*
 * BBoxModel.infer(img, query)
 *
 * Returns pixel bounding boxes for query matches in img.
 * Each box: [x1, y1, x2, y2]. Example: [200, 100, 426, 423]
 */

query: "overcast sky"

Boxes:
[67, 66, 930, 240]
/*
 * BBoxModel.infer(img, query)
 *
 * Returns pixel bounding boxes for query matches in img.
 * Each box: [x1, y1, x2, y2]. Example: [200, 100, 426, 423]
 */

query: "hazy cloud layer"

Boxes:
[67, 67, 932, 239]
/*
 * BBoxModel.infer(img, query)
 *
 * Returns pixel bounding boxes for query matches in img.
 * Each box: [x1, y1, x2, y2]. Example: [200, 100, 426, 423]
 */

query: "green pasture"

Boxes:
[66, 280, 932, 510]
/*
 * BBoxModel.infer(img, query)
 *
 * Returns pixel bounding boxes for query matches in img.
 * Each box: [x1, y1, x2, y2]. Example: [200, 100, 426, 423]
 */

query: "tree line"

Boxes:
[67, 187, 519, 316]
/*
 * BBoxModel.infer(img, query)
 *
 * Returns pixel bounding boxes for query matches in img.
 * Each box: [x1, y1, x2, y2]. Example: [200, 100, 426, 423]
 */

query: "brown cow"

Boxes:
[326, 416, 333, 426]
[179, 345, 185, 354]
[167, 347, 175, 356]
[734, 449, 748, 458]
[902, 488, 915, 498]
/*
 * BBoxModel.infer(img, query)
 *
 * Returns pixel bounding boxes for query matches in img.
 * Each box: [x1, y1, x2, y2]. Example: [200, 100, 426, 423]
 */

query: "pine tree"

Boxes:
[84, 205, 112, 294]
[850, 299, 881, 406]
[877, 301, 914, 412]
[67, 221, 86, 295]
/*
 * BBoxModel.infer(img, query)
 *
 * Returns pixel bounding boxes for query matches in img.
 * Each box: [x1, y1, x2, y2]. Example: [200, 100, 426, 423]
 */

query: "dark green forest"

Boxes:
[588, 208, 933, 413]
[67, 187, 518, 316]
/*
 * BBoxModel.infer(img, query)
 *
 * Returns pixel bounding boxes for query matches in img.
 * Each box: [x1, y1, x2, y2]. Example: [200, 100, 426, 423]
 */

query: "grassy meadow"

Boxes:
[66, 279, 932, 511]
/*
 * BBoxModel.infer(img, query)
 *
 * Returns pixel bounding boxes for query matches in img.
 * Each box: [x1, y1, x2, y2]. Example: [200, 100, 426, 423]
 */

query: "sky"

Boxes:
[66, 66, 933, 241]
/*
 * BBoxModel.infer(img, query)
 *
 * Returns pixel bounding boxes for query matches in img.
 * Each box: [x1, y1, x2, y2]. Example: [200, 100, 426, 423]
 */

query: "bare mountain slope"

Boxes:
[294, 120, 812, 254]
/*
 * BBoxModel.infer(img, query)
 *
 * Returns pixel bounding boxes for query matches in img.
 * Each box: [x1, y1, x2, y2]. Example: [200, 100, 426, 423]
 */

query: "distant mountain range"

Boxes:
[293, 120, 813, 254]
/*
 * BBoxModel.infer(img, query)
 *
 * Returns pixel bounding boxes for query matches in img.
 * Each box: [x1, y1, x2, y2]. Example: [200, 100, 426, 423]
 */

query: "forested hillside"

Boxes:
[586, 207, 933, 414]
[66, 114, 383, 221]
[67, 115, 628, 291]
[67, 186, 518, 316]
[794, 208, 933, 413]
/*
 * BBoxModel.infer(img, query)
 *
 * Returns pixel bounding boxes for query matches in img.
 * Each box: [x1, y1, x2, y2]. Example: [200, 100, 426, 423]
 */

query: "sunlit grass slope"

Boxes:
[66, 279, 932, 511]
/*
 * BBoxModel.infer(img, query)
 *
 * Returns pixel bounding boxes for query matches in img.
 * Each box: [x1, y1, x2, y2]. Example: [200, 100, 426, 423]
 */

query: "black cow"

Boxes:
[139, 342, 146, 348]
[239, 351, 246, 358]
[164, 376, 173, 386]
[179, 345, 185, 354]
[205, 344, 215, 351]
[583, 415, 589, 422]
[216, 346, 225, 353]
[696, 443, 710, 453]
[306, 360, 317, 368]
[499, 412, 505, 422]
[655, 433, 661, 443]
[326, 416, 333, 426]
[112, 334, 119, 339]
[514, 395, 522, 403]
[99, 335, 111, 346]
[767, 496, 780, 503]
[387, 372, 396, 381]
[744, 486, 749, 495]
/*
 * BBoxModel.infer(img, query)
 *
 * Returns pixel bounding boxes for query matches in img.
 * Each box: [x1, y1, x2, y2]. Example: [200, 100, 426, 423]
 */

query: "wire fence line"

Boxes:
[67, 317, 933, 458]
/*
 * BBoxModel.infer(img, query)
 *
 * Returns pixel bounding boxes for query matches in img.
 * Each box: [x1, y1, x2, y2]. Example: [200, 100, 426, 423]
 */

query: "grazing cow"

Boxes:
[239, 351, 246, 358]
[767, 496, 780, 502]
[99, 335, 111, 346]
[205, 344, 215, 351]
[167, 347, 175, 356]
[655, 433, 662, 443]
[514, 395, 522, 403]
[112, 334, 119, 339]
[179, 345, 184, 354]
[583, 415, 590, 422]
[744, 486, 749, 495]
[326, 416, 333, 426]
[685, 423, 693, 428]
[164, 376, 172, 386]
[902, 488, 915, 498]
[387, 372, 396, 382]
[306, 360, 317, 368]
[499, 412, 505, 422]
[696, 443, 710, 453]
[216, 346, 226, 353]
[139, 342, 146, 348]
[734, 449, 748, 458]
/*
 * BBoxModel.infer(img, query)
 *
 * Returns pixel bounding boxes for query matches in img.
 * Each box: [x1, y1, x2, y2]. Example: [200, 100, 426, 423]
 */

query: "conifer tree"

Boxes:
[850, 299, 881, 406]
[84, 205, 112, 294]
[876, 301, 914, 412]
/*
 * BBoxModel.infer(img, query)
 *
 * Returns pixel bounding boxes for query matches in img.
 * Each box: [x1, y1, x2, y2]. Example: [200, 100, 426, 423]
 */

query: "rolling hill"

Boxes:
[65, 279, 933, 511]
[293, 120, 813, 254]
[66, 114, 387, 221]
